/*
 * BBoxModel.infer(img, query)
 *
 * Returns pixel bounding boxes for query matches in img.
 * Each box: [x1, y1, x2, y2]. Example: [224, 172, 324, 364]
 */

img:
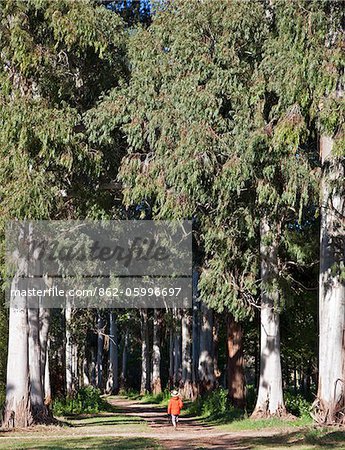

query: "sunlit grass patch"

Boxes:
[65, 413, 146, 427]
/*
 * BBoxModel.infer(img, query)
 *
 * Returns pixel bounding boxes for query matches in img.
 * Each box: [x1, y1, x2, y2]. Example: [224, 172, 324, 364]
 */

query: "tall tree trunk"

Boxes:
[213, 315, 220, 383]
[151, 309, 162, 394]
[106, 312, 119, 394]
[39, 308, 50, 404]
[44, 339, 52, 406]
[2, 282, 32, 428]
[181, 309, 194, 399]
[72, 341, 79, 392]
[169, 327, 174, 389]
[227, 313, 245, 409]
[83, 355, 90, 387]
[120, 328, 128, 390]
[140, 309, 150, 394]
[192, 269, 200, 391]
[28, 307, 45, 418]
[252, 219, 285, 418]
[97, 312, 104, 391]
[65, 306, 73, 396]
[314, 133, 345, 425]
[90, 347, 97, 387]
[173, 309, 182, 387]
[78, 351, 83, 389]
[293, 365, 297, 394]
[198, 302, 215, 393]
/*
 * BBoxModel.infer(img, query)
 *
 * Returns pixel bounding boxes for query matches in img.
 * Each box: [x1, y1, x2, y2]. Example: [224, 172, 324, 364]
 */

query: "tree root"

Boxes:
[251, 403, 290, 420]
[311, 397, 345, 426]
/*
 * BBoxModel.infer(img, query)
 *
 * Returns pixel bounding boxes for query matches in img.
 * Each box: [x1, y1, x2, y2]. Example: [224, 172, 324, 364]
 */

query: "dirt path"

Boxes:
[0, 398, 305, 449]
[107, 397, 293, 450]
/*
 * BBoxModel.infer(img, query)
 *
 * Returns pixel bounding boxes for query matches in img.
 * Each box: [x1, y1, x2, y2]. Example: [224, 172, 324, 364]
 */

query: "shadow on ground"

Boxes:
[0, 436, 162, 450]
[112, 402, 213, 431]
[163, 429, 345, 450]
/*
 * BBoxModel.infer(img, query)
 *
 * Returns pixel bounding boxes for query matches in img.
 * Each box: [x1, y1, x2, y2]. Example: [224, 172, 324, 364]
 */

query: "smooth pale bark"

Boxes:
[169, 328, 174, 389]
[315, 134, 345, 425]
[140, 309, 150, 394]
[2, 280, 32, 428]
[65, 306, 73, 396]
[44, 339, 52, 406]
[28, 307, 45, 417]
[181, 309, 194, 398]
[90, 347, 97, 387]
[106, 312, 119, 394]
[120, 329, 128, 390]
[227, 313, 245, 409]
[72, 340, 78, 391]
[97, 312, 104, 390]
[213, 315, 220, 382]
[28, 243, 49, 420]
[77, 351, 83, 388]
[198, 302, 215, 393]
[64, 304, 79, 393]
[173, 310, 182, 387]
[39, 308, 50, 401]
[192, 270, 200, 388]
[252, 219, 285, 417]
[151, 310, 162, 394]
[83, 356, 90, 386]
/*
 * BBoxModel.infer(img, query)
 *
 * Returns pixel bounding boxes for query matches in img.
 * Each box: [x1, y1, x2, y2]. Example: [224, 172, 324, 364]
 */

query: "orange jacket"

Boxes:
[168, 396, 183, 415]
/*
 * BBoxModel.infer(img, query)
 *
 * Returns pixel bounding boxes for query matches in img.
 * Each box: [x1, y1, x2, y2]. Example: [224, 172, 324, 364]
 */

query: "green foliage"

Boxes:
[119, 388, 171, 406]
[187, 388, 243, 422]
[52, 386, 113, 416]
[186, 387, 313, 424]
[304, 429, 345, 446]
[245, 384, 257, 413]
[0, 0, 127, 225]
[140, 389, 171, 406]
[284, 391, 312, 418]
[86, 0, 343, 319]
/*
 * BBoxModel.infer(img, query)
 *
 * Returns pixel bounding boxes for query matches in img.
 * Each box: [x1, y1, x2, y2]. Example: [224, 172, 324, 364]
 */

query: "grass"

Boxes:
[0, 436, 163, 449]
[239, 428, 345, 450]
[0, 395, 344, 450]
[0, 411, 152, 449]
[53, 387, 114, 416]
[115, 390, 171, 407]
[64, 412, 147, 429]
[213, 415, 313, 431]
[192, 428, 345, 450]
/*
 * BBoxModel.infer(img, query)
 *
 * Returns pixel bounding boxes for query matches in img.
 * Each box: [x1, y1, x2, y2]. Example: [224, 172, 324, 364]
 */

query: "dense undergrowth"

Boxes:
[53, 386, 114, 416]
[186, 388, 313, 424]
[120, 388, 171, 406]
[53, 385, 313, 427]
[121, 387, 313, 426]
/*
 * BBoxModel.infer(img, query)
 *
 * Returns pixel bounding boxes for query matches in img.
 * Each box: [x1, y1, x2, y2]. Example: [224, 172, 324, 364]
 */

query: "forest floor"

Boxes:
[0, 397, 344, 449]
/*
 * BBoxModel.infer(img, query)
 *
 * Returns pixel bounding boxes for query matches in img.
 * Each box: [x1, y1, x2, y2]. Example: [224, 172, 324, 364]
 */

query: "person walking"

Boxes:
[167, 390, 183, 429]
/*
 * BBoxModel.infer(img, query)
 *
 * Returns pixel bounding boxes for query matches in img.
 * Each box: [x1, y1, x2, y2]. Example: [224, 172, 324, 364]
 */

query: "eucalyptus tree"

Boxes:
[257, 0, 344, 422]
[181, 309, 193, 398]
[151, 309, 162, 394]
[0, 0, 126, 427]
[314, 7, 344, 426]
[87, 0, 343, 419]
[89, 0, 269, 399]
[140, 308, 150, 394]
[106, 311, 119, 394]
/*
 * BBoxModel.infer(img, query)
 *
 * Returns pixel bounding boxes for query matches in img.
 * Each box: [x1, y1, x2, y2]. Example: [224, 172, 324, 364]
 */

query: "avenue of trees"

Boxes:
[0, 0, 344, 429]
